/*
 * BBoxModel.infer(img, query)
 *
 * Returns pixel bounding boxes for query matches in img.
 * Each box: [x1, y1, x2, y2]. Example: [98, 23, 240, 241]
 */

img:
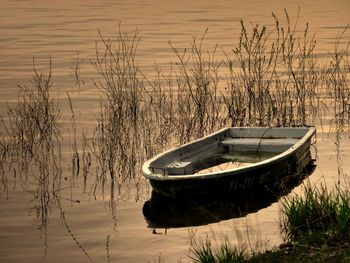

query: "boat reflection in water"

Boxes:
[143, 163, 316, 229]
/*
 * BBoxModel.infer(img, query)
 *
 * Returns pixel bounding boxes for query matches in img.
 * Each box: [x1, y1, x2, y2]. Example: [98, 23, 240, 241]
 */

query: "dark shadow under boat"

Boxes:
[143, 163, 316, 229]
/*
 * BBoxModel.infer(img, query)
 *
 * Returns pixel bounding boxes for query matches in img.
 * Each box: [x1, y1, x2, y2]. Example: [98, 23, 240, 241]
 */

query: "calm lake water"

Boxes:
[1, 0, 350, 262]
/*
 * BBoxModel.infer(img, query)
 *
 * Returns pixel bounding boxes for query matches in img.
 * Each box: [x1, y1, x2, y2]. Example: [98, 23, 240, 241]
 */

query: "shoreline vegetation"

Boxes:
[189, 183, 350, 262]
[0, 9, 349, 263]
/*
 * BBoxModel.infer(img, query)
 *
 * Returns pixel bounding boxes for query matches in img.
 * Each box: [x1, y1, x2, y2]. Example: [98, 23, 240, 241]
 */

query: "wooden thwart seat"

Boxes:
[221, 137, 299, 153]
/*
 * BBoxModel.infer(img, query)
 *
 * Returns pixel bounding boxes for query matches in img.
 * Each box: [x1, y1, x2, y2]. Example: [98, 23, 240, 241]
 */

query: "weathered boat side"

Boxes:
[143, 163, 316, 228]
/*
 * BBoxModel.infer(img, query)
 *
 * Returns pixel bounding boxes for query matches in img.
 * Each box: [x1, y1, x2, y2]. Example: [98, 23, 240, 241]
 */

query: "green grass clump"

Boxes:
[191, 242, 350, 263]
[190, 238, 247, 263]
[190, 184, 350, 263]
[281, 184, 350, 245]
[248, 245, 350, 262]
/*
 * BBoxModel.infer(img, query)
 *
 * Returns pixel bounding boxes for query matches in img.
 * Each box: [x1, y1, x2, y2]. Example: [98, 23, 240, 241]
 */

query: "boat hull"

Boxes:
[143, 163, 315, 228]
[149, 149, 312, 197]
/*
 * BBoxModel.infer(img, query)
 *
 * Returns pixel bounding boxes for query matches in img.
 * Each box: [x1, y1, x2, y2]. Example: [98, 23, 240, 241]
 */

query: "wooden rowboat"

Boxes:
[142, 127, 316, 197]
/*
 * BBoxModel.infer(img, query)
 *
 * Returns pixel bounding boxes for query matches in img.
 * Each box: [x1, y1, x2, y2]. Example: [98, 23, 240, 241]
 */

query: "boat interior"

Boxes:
[149, 127, 310, 175]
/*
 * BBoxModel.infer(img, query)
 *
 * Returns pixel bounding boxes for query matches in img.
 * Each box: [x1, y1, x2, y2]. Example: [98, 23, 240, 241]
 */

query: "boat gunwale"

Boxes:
[142, 127, 316, 181]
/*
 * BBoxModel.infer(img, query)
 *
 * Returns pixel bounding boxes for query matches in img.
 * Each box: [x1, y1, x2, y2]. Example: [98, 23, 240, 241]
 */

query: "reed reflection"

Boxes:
[0, 61, 94, 260]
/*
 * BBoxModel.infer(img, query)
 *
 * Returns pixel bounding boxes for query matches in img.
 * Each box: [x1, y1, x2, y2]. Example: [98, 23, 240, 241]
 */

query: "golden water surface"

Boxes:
[0, 0, 350, 262]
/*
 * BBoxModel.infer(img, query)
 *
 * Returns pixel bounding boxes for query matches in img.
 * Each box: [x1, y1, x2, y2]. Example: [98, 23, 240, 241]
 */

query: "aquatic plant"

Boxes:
[281, 183, 350, 245]
[3, 59, 61, 168]
[224, 9, 321, 127]
[91, 25, 143, 188]
[190, 237, 247, 263]
[67, 92, 80, 179]
[0, 59, 64, 251]
[169, 29, 223, 139]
